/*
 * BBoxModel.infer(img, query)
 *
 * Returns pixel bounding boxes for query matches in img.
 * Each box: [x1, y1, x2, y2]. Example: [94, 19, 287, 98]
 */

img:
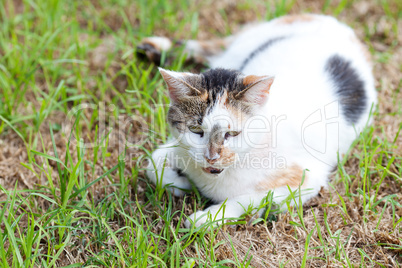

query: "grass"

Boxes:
[0, 0, 401, 266]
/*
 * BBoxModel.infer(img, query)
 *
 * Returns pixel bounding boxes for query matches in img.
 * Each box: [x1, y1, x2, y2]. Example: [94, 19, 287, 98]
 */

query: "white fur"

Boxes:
[142, 36, 172, 51]
[146, 14, 377, 228]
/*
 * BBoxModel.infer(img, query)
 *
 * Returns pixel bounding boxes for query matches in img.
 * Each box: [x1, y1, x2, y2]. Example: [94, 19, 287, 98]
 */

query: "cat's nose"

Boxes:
[204, 149, 220, 164]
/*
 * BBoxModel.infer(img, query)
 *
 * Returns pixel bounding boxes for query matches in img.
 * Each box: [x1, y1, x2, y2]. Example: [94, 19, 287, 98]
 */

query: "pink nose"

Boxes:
[205, 157, 217, 164]
[204, 150, 220, 164]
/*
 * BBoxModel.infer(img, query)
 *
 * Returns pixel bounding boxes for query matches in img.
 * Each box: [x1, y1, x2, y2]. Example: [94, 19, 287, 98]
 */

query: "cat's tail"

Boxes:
[137, 35, 233, 64]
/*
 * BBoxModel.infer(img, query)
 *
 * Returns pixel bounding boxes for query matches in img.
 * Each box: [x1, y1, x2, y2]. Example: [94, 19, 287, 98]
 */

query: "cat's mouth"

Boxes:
[202, 167, 224, 175]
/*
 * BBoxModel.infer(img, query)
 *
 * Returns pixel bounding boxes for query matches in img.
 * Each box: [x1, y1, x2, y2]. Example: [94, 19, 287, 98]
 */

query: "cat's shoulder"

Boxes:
[252, 13, 352, 35]
[273, 14, 335, 24]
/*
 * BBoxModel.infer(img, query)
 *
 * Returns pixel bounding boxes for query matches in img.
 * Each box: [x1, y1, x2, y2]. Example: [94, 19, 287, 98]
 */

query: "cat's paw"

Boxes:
[146, 167, 192, 197]
[184, 205, 240, 229]
[167, 181, 189, 197]
[137, 36, 172, 63]
[163, 168, 192, 197]
[184, 210, 211, 229]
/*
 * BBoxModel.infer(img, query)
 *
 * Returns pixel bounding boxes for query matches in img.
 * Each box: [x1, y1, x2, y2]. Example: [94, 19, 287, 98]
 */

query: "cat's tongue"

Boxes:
[202, 167, 224, 174]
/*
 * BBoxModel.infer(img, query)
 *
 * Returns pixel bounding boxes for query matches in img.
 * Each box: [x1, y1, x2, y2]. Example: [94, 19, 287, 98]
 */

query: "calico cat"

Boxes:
[142, 14, 377, 228]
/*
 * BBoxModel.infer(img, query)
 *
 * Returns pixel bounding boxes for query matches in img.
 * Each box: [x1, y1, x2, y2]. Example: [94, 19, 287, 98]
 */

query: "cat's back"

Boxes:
[211, 14, 366, 71]
[211, 14, 376, 129]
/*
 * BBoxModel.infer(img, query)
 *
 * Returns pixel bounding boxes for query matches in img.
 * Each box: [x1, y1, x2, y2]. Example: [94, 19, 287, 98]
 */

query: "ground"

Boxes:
[0, 0, 401, 267]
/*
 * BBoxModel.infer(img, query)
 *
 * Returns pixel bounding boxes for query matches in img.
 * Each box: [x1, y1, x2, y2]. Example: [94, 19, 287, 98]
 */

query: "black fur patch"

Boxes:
[201, 69, 244, 95]
[325, 54, 367, 124]
[239, 36, 287, 71]
[174, 168, 186, 177]
[200, 68, 247, 112]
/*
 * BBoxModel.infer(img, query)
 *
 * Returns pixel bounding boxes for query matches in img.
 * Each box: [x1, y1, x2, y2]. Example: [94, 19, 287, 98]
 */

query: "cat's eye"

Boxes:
[188, 126, 204, 137]
[225, 131, 241, 139]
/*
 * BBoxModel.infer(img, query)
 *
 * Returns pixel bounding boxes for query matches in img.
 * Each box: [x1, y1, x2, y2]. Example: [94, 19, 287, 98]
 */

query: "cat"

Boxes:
[142, 14, 377, 228]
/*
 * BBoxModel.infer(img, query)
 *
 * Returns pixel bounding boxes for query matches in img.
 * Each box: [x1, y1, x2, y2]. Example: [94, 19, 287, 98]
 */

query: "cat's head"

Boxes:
[160, 68, 274, 175]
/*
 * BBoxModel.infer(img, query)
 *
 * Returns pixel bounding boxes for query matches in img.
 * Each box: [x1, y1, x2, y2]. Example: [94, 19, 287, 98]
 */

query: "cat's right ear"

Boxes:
[236, 75, 274, 106]
[158, 68, 203, 102]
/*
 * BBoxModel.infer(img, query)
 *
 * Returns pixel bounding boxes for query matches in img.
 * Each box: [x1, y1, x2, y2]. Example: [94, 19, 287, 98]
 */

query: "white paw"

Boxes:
[163, 169, 192, 197]
[184, 210, 211, 228]
[167, 182, 190, 197]
[146, 167, 192, 197]
[184, 204, 241, 228]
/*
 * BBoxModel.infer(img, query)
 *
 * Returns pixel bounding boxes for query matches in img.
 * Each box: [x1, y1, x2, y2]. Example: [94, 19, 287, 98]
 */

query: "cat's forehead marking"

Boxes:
[200, 68, 245, 110]
[204, 103, 231, 129]
[217, 90, 228, 105]
[203, 96, 247, 133]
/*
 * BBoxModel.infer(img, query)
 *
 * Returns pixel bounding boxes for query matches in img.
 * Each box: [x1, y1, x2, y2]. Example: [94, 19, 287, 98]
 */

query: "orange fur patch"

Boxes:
[220, 147, 236, 165]
[242, 75, 264, 86]
[200, 90, 209, 101]
[277, 14, 316, 24]
[217, 90, 228, 105]
[220, 90, 247, 125]
[256, 164, 307, 191]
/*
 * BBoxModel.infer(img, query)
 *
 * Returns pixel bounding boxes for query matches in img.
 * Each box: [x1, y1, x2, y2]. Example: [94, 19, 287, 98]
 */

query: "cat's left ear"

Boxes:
[236, 75, 274, 105]
[158, 67, 203, 102]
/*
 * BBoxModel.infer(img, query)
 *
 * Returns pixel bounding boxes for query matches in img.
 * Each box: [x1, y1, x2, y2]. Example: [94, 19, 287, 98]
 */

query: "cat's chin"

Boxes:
[202, 167, 224, 175]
